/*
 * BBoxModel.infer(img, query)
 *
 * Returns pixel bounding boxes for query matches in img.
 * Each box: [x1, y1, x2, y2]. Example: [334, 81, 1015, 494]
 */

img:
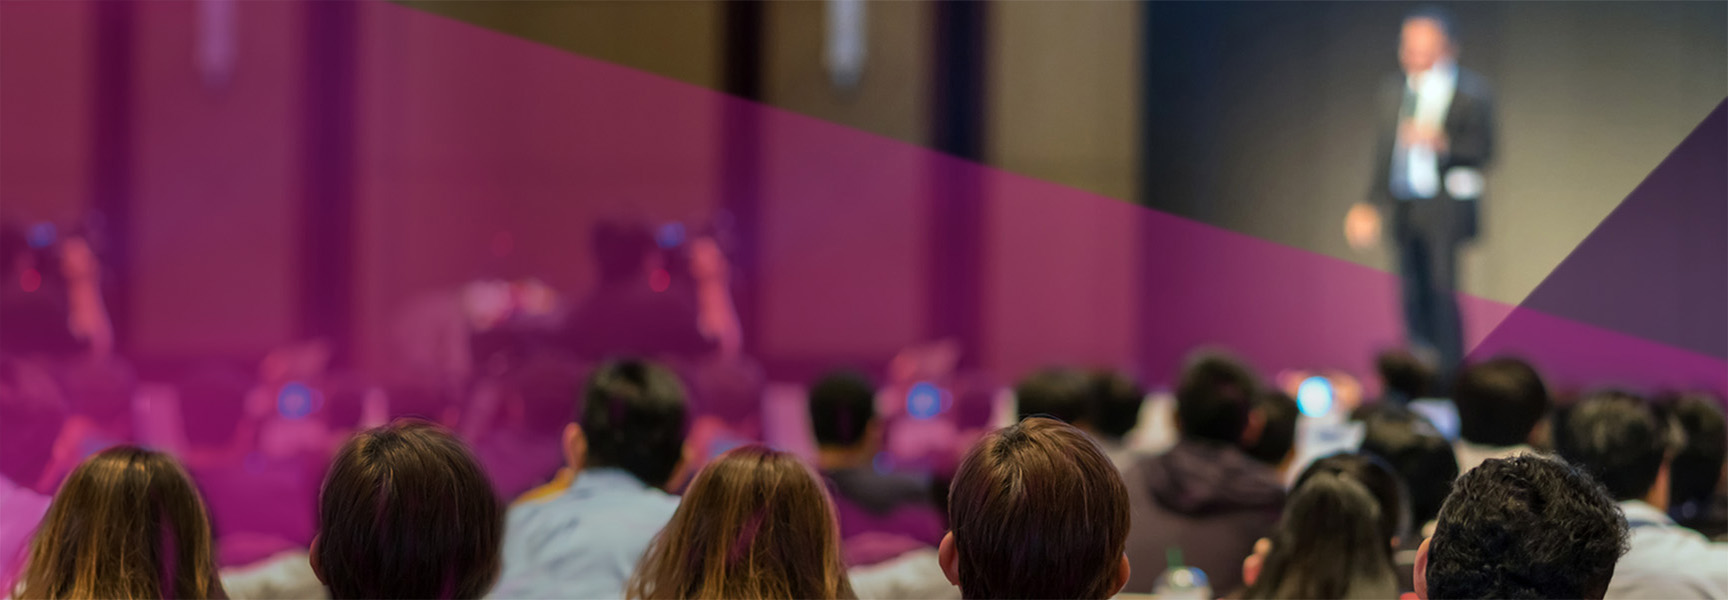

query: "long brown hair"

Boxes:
[626, 445, 855, 600]
[17, 446, 223, 599]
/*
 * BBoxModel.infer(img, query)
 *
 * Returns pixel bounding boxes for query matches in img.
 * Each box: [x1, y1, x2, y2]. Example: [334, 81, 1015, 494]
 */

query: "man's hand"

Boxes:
[1398, 121, 1449, 153]
[1345, 203, 1383, 251]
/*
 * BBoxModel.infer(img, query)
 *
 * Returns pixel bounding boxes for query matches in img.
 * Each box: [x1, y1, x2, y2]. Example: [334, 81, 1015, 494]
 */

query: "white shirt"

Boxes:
[1395, 59, 1458, 199]
[490, 468, 681, 599]
[1453, 441, 1534, 476]
[849, 548, 959, 600]
[1608, 501, 1728, 599]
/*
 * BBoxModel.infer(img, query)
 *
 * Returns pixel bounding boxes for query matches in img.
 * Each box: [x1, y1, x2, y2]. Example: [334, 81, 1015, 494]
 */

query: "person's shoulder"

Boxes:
[1454, 67, 1493, 97]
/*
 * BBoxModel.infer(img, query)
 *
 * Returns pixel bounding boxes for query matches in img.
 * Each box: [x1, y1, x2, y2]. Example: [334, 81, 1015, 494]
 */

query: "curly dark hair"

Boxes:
[1425, 454, 1629, 600]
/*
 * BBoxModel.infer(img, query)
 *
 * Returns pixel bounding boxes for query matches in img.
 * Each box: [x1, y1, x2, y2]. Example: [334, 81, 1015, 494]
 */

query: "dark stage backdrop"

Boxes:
[1139, 1, 1726, 308]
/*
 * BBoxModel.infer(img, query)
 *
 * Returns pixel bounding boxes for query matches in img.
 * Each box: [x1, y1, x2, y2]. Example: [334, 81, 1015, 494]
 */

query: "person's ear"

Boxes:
[938, 532, 961, 587]
[864, 419, 886, 452]
[1414, 537, 1432, 600]
[1113, 554, 1132, 596]
[309, 535, 327, 586]
[1648, 459, 1672, 511]
[1240, 407, 1267, 447]
[663, 444, 695, 492]
[562, 423, 587, 473]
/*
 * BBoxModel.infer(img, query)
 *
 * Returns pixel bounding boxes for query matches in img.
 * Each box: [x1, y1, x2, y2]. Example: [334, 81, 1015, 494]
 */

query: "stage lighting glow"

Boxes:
[26, 223, 56, 249]
[1296, 376, 1335, 418]
[906, 381, 942, 420]
[656, 223, 686, 249]
[276, 381, 321, 420]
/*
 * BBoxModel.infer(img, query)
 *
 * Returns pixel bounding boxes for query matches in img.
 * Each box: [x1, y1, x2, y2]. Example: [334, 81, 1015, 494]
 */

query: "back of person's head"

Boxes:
[1175, 351, 1259, 444]
[1553, 390, 1672, 503]
[1013, 367, 1093, 425]
[1245, 390, 1299, 467]
[808, 370, 876, 449]
[1296, 453, 1409, 550]
[1376, 348, 1436, 404]
[942, 417, 1130, 599]
[1452, 357, 1549, 447]
[593, 220, 659, 284]
[1419, 455, 1628, 600]
[1244, 468, 1400, 600]
[1665, 392, 1727, 514]
[313, 419, 502, 599]
[1088, 370, 1145, 442]
[1355, 403, 1459, 528]
[627, 445, 854, 600]
[580, 359, 689, 488]
[19, 446, 221, 599]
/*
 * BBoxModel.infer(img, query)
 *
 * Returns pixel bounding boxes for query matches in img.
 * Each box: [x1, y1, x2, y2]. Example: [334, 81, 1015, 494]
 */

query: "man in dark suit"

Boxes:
[1346, 7, 1495, 388]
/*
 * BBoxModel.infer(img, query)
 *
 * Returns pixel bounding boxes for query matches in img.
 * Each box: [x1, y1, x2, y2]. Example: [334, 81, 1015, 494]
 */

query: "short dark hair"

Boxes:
[580, 359, 689, 488]
[1376, 348, 1436, 403]
[1014, 367, 1093, 425]
[1554, 390, 1672, 502]
[808, 370, 876, 448]
[1355, 403, 1459, 528]
[1665, 392, 1727, 511]
[1404, 5, 1457, 42]
[1175, 351, 1259, 444]
[1425, 455, 1629, 600]
[948, 418, 1130, 599]
[1088, 370, 1145, 441]
[1245, 391, 1299, 466]
[1452, 357, 1550, 447]
[315, 420, 502, 599]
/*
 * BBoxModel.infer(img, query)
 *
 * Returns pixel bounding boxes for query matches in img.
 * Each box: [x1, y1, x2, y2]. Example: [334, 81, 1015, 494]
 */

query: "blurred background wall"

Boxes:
[1, 0, 1720, 385]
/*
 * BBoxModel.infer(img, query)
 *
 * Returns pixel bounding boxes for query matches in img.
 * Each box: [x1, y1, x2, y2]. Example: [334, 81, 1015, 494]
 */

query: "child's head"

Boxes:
[312, 419, 502, 599]
[942, 417, 1131, 599]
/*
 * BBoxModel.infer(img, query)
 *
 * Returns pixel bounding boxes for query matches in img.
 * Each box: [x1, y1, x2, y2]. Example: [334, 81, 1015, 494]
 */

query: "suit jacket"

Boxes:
[1368, 67, 1496, 243]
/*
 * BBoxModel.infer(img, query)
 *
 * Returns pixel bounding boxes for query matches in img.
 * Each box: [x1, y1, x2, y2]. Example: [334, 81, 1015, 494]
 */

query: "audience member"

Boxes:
[15, 446, 225, 599]
[940, 417, 1130, 599]
[493, 359, 690, 598]
[808, 371, 944, 563]
[627, 445, 855, 599]
[1123, 351, 1283, 595]
[1355, 403, 1459, 536]
[1013, 367, 1093, 424]
[1666, 392, 1728, 539]
[1451, 357, 1550, 473]
[1554, 391, 1728, 598]
[312, 420, 502, 599]
[1088, 369, 1148, 470]
[1416, 454, 1629, 600]
[1242, 455, 1403, 599]
[559, 221, 740, 362]
[1376, 348, 1436, 405]
[1243, 390, 1299, 475]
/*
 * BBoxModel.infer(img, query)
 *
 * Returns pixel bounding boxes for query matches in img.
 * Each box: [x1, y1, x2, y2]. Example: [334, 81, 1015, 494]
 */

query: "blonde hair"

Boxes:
[18, 446, 222, 599]
[626, 445, 855, 600]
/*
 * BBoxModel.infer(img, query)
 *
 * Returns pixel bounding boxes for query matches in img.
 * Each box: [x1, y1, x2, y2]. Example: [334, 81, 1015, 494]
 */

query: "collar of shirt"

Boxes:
[559, 467, 655, 500]
[1406, 58, 1458, 93]
[1620, 499, 1678, 529]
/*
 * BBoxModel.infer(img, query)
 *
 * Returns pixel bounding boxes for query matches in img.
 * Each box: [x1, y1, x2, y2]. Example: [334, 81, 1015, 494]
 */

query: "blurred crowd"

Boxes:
[2, 218, 1726, 600]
